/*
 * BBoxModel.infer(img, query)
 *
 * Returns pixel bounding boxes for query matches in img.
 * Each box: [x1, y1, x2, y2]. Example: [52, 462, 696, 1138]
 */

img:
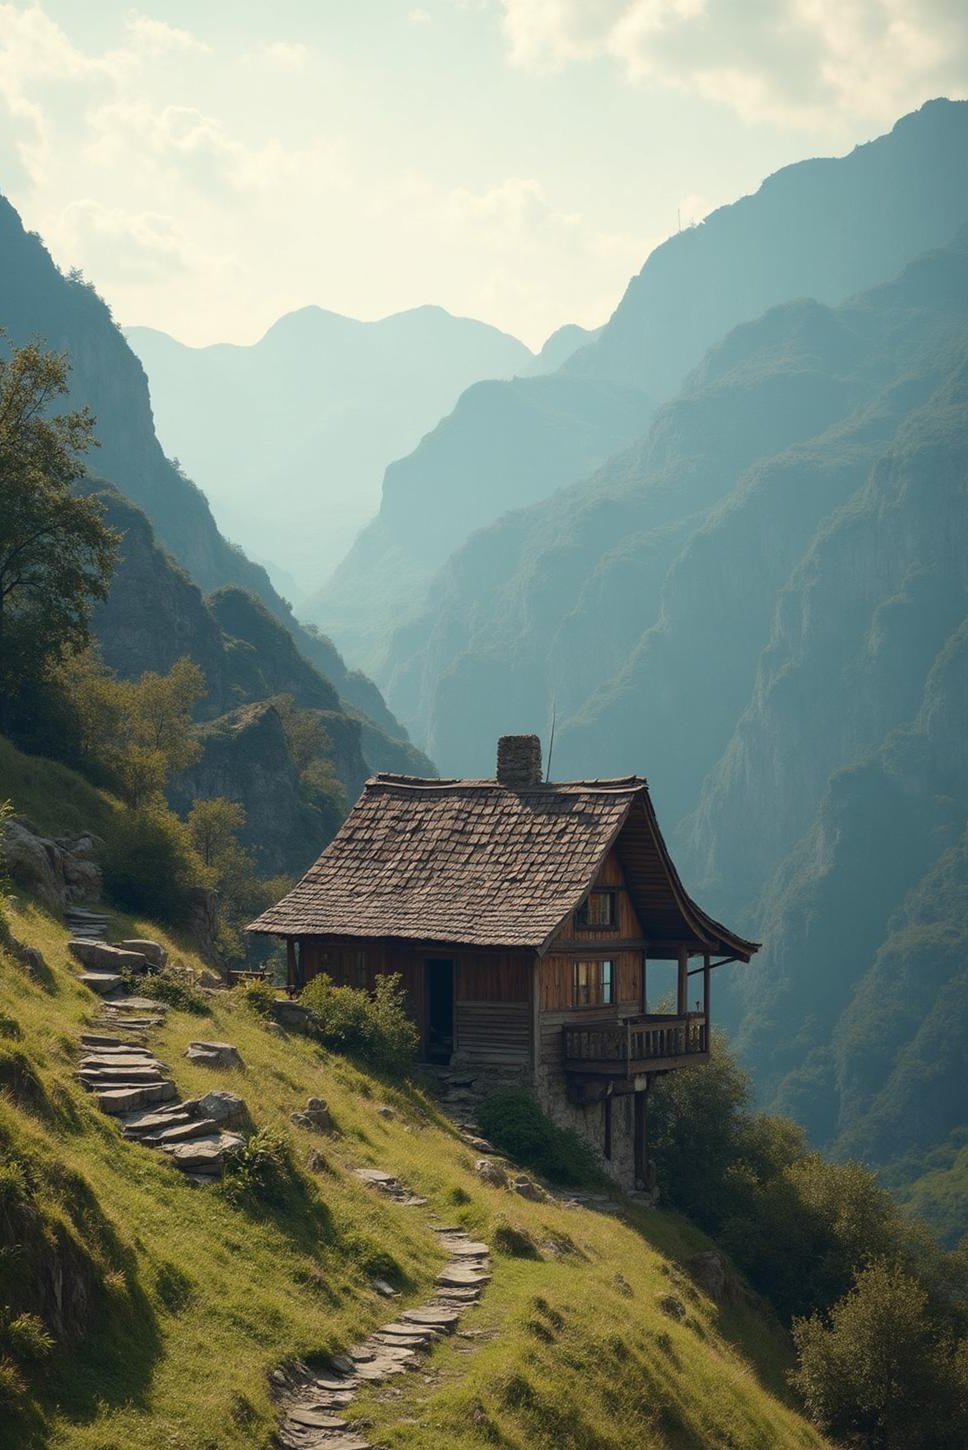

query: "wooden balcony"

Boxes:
[562, 1012, 709, 1078]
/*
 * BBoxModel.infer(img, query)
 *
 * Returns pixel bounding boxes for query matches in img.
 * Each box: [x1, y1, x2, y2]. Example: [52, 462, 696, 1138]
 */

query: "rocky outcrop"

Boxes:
[1, 819, 102, 912]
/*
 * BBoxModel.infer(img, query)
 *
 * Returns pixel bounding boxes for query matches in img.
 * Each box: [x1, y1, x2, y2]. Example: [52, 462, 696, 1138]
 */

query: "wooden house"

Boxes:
[248, 735, 758, 1188]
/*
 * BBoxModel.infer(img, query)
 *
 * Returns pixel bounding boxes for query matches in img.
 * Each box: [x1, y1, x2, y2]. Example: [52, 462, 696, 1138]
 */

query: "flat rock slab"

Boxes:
[71, 941, 146, 972]
[353, 1168, 397, 1185]
[434, 1287, 483, 1303]
[117, 938, 166, 965]
[122, 1113, 192, 1137]
[371, 1331, 428, 1349]
[400, 1307, 459, 1329]
[437, 1267, 491, 1288]
[105, 996, 166, 1012]
[429, 1224, 464, 1235]
[97, 1083, 177, 1113]
[287, 1409, 349, 1429]
[149, 1117, 220, 1145]
[80, 1052, 159, 1067]
[80, 1034, 139, 1048]
[78, 972, 124, 995]
[78, 1066, 169, 1083]
[440, 1240, 490, 1258]
[166, 1133, 244, 1171]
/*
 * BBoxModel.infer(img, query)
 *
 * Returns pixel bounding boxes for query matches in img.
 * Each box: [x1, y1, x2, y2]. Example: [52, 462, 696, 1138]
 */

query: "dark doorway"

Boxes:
[424, 958, 454, 1064]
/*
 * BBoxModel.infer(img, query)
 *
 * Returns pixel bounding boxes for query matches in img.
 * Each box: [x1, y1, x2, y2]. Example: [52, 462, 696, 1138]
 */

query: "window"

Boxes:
[572, 959, 615, 1007]
[575, 890, 617, 930]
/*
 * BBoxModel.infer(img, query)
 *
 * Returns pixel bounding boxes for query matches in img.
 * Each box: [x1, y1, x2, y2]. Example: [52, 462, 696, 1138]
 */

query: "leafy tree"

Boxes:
[792, 1259, 968, 1449]
[58, 650, 204, 805]
[0, 336, 118, 725]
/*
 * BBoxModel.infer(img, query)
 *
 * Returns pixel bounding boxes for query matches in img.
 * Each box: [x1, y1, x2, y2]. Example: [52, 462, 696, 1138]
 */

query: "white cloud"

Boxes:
[408, 8, 433, 25]
[257, 40, 311, 70]
[497, 0, 968, 126]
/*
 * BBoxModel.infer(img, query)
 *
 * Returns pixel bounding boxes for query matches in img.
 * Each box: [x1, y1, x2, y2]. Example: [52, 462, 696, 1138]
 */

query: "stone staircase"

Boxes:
[65, 906, 110, 940]
[275, 1168, 493, 1450]
[75, 1030, 247, 1182]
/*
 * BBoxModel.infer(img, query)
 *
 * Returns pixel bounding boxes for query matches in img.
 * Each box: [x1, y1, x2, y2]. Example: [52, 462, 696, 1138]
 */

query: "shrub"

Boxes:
[477, 1089, 606, 1188]
[238, 978, 277, 1018]
[137, 966, 208, 1015]
[300, 973, 418, 1076]
[221, 1129, 295, 1207]
[103, 802, 204, 922]
[791, 1260, 968, 1450]
[2, 1313, 53, 1362]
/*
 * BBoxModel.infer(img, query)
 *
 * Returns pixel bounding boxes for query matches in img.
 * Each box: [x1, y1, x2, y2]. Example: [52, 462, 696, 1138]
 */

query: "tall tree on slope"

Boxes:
[0, 334, 117, 728]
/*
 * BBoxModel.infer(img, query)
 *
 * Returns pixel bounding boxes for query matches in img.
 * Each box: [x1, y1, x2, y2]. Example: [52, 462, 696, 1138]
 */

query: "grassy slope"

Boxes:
[0, 750, 829, 1450]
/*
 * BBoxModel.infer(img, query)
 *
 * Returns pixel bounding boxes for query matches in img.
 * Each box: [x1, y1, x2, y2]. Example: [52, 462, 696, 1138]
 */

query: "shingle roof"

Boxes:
[247, 773, 759, 959]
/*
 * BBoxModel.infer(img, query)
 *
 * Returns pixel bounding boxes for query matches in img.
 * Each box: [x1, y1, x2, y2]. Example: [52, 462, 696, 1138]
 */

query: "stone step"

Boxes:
[97, 1082, 178, 1113]
[77, 1066, 170, 1084]
[103, 996, 166, 1013]
[286, 1408, 349, 1430]
[79, 1057, 163, 1074]
[146, 1117, 220, 1145]
[122, 1113, 193, 1138]
[439, 1240, 490, 1258]
[433, 1286, 483, 1303]
[353, 1168, 397, 1187]
[371, 1331, 429, 1349]
[436, 1266, 491, 1288]
[164, 1132, 244, 1173]
[77, 972, 124, 995]
[93, 1017, 163, 1030]
[400, 1306, 460, 1330]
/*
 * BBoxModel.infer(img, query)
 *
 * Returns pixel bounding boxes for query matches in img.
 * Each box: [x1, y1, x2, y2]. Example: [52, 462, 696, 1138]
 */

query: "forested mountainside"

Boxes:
[309, 99, 968, 669]
[0, 190, 414, 748]
[379, 234, 968, 1238]
[127, 306, 538, 594]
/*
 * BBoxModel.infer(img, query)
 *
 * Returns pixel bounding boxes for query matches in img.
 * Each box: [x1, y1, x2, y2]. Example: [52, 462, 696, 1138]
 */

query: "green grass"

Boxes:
[0, 896, 832, 1450]
[0, 734, 120, 841]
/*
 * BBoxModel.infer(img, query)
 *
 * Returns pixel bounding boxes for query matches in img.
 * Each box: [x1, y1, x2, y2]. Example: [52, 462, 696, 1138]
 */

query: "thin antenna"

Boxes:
[545, 697, 557, 782]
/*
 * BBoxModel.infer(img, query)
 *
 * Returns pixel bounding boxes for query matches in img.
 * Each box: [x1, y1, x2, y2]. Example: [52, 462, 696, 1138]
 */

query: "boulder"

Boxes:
[197, 969, 224, 989]
[1, 818, 102, 911]
[117, 939, 167, 967]
[688, 1251, 728, 1302]
[77, 972, 124, 996]
[70, 940, 147, 972]
[185, 1041, 244, 1070]
[196, 1089, 247, 1127]
[272, 999, 310, 1028]
[475, 1159, 508, 1188]
[511, 1175, 547, 1202]
[290, 1097, 334, 1132]
[166, 1132, 244, 1174]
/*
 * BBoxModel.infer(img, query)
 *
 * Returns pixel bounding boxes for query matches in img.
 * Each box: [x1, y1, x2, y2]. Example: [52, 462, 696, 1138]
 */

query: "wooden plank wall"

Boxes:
[552, 849, 642, 943]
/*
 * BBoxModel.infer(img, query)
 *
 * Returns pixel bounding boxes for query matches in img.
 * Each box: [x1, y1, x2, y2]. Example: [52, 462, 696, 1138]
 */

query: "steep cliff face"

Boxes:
[0, 189, 420, 756]
[313, 99, 968, 674]
[373, 235, 968, 1234]
[308, 373, 647, 671]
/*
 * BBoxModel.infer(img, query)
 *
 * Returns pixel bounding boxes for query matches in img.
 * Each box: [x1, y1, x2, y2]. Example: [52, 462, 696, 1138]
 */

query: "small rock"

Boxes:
[376, 1105, 394, 1118]
[372, 1279, 398, 1298]
[659, 1294, 686, 1321]
[462, 1135, 497, 1153]
[185, 1041, 244, 1070]
[197, 969, 224, 989]
[197, 1089, 247, 1127]
[266, 1022, 283, 1035]
[475, 1159, 508, 1188]
[167, 1132, 244, 1173]
[511, 1175, 546, 1202]
[77, 971, 124, 995]
[306, 1149, 329, 1173]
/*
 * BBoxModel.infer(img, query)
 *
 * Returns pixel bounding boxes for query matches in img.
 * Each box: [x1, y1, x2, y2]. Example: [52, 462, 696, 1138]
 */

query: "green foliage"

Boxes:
[649, 1037, 960, 1325]
[0, 335, 119, 726]
[1, 1312, 53, 1363]
[136, 966, 208, 1015]
[55, 649, 204, 806]
[237, 978, 277, 1018]
[275, 694, 347, 817]
[103, 801, 205, 922]
[477, 1088, 607, 1189]
[492, 1219, 540, 1259]
[791, 1259, 968, 1449]
[300, 972, 418, 1075]
[220, 1128, 295, 1208]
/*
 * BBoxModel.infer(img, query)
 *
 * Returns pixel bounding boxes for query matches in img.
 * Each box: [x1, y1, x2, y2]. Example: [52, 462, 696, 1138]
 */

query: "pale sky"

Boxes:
[1, 1, 965, 349]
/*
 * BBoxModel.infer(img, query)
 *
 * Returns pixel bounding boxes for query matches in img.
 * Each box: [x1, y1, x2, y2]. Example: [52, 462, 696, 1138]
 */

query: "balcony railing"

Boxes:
[562, 1012, 708, 1074]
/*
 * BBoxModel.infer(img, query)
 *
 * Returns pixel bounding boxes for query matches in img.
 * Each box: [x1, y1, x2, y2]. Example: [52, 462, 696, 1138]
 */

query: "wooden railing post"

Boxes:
[677, 946, 688, 1017]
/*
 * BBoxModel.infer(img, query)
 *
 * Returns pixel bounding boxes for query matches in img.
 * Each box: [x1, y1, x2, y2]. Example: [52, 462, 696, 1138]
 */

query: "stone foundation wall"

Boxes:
[534, 1069, 639, 1190]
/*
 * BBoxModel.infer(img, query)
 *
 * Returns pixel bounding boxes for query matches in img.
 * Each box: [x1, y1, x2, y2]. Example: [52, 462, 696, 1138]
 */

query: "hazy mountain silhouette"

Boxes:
[312, 100, 968, 673]
[126, 305, 560, 595]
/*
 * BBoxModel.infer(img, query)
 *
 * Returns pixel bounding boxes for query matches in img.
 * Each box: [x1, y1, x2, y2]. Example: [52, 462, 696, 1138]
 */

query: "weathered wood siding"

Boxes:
[552, 848, 643, 944]
[455, 952, 531, 1064]
[295, 937, 533, 1065]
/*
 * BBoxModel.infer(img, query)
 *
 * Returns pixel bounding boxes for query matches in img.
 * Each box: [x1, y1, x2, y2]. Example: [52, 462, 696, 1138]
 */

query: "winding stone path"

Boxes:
[274, 1169, 493, 1450]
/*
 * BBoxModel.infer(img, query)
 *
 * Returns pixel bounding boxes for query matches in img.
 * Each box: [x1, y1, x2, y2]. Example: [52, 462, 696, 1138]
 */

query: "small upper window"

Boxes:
[576, 890, 617, 930]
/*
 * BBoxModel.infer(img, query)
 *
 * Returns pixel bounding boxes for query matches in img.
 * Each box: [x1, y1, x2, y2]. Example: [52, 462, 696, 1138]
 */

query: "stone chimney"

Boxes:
[496, 734, 543, 790]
